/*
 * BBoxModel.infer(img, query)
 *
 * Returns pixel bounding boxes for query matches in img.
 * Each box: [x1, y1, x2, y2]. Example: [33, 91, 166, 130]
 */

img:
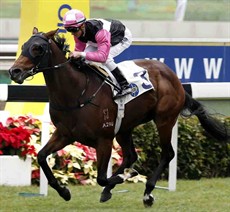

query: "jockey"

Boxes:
[63, 9, 132, 99]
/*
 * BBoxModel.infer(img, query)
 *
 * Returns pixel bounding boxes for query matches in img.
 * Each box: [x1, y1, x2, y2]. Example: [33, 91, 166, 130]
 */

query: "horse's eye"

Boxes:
[29, 44, 44, 57]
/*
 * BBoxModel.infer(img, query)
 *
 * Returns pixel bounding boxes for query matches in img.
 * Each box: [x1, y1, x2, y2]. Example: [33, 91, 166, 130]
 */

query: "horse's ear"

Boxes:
[44, 29, 59, 39]
[33, 27, 39, 35]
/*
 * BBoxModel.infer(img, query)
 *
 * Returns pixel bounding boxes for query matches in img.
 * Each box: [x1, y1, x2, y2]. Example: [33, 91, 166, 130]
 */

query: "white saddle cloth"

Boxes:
[99, 60, 154, 134]
[103, 60, 154, 102]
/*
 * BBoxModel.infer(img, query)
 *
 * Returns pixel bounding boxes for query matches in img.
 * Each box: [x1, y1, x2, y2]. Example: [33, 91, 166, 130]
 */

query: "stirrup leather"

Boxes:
[114, 87, 132, 99]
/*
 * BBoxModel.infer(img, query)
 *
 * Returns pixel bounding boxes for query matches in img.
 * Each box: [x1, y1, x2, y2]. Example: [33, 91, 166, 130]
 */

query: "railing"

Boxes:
[0, 43, 17, 71]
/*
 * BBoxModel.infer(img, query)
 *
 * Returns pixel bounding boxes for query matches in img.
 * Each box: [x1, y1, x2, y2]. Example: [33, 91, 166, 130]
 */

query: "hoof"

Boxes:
[143, 194, 154, 208]
[100, 191, 112, 203]
[123, 168, 139, 179]
[59, 187, 71, 201]
[129, 168, 139, 178]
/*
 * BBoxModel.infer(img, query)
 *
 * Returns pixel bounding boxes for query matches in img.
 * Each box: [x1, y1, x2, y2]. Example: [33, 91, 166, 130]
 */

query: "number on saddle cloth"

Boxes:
[117, 61, 154, 100]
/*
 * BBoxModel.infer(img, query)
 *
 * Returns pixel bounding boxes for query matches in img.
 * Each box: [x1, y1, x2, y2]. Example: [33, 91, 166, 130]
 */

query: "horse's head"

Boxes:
[9, 27, 58, 84]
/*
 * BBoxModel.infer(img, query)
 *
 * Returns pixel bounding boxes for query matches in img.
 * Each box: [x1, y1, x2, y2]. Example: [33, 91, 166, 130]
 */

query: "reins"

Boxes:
[49, 69, 105, 111]
[70, 57, 121, 92]
[84, 63, 121, 92]
[29, 57, 72, 75]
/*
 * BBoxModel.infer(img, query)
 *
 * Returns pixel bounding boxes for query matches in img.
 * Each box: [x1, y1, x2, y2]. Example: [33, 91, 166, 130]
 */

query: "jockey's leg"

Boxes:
[104, 59, 132, 99]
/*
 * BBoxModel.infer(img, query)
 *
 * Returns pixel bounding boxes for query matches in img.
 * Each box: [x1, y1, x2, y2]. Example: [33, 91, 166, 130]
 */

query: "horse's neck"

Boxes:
[44, 42, 84, 95]
[44, 42, 101, 107]
[43, 62, 86, 105]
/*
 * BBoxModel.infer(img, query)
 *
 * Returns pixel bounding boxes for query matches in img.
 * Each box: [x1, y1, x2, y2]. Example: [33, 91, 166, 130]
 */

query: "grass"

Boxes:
[0, 178, 229, 212]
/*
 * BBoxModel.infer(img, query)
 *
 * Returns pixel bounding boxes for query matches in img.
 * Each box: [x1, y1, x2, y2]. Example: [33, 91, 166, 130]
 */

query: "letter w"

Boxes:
[174, 58, 193, 79]
[203, 58, 223, 79]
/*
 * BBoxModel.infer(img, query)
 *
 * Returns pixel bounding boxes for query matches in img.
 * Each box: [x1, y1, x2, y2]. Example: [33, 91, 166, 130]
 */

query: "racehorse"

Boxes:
[9, 27, 229, 207]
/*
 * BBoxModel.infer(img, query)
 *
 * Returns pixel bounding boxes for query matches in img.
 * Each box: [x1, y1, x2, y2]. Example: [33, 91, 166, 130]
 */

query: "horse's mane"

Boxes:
[51, 33, 105, 81]
[53, 34, 70, 56]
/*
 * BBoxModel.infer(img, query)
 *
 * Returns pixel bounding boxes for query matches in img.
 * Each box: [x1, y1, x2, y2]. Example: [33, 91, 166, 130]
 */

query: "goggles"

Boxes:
[65, 27, 80, 33]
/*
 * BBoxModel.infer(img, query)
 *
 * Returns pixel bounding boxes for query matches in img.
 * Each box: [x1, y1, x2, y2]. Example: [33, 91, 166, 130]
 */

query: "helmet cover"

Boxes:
[63, 9, 86, 28]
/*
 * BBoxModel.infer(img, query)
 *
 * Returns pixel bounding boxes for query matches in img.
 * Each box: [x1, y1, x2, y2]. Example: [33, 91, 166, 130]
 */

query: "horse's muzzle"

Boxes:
[9, 67, 25, 84]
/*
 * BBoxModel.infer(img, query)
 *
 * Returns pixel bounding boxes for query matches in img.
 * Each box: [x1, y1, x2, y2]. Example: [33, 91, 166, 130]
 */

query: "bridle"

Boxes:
[28, 58, 72, 76]
[23, 33, 71, 76]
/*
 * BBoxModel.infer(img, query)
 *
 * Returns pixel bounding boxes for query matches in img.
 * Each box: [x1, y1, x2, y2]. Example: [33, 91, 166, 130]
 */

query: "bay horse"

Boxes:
[9, 28, 229, 207]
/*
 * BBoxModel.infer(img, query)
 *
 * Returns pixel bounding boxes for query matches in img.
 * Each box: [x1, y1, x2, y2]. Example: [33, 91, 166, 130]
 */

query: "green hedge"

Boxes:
[132, 116, 230, 179]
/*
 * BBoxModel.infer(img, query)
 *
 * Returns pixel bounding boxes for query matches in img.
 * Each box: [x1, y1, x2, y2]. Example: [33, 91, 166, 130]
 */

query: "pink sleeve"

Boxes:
[85, 29, 111, 63]
[74, 36, 86, 51]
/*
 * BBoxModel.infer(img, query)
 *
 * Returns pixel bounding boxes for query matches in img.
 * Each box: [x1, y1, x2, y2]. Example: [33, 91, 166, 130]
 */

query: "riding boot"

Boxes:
[112, 67, 132, 99]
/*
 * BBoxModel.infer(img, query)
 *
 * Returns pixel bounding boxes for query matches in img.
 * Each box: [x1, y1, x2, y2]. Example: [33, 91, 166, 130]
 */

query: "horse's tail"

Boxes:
[181, 92, 230, 141]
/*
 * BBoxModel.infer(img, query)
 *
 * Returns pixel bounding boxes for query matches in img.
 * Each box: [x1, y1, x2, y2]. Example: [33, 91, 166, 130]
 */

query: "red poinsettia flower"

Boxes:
[75, 142, 97, 162]
[0, 117, 38, 159]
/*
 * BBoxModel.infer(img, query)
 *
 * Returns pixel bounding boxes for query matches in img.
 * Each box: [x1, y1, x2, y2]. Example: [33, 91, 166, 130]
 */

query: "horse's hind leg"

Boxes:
[143, 121, 175, 207]
[100, 132, 138, 202]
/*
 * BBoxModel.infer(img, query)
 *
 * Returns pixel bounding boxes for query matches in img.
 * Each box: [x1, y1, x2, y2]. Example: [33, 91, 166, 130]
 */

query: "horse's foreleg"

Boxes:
[37, 130, 71, 201]
[95, 138, 115, 202]
[143, 124, 175, 207]
[100, 133, 138, 202]
[96, 138, 114, 187]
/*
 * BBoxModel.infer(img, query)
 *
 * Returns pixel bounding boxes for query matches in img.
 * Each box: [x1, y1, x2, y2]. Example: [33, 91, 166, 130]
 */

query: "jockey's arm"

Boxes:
[74, 36, 86, 51]
[84, 29, 111, 63]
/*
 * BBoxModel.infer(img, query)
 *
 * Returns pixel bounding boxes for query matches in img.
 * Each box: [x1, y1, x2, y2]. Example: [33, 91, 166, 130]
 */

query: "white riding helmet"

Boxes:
[63, 9, 86, 28]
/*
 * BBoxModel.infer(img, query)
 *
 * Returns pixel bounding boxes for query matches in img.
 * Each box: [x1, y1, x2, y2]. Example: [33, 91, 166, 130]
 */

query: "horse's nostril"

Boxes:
[9, 68, 22, 76]
[8, 68, 25, 84]
[12, 68, 22, 74]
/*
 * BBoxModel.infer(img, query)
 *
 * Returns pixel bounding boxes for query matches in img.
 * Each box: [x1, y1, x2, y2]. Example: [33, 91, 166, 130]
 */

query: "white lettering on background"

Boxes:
[151, 58, 165, 63]
[145, 58, 165, 63]
[174, 58, 194, 79]
[203, 58, 223, 79]
[146, 57, 224, 80]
